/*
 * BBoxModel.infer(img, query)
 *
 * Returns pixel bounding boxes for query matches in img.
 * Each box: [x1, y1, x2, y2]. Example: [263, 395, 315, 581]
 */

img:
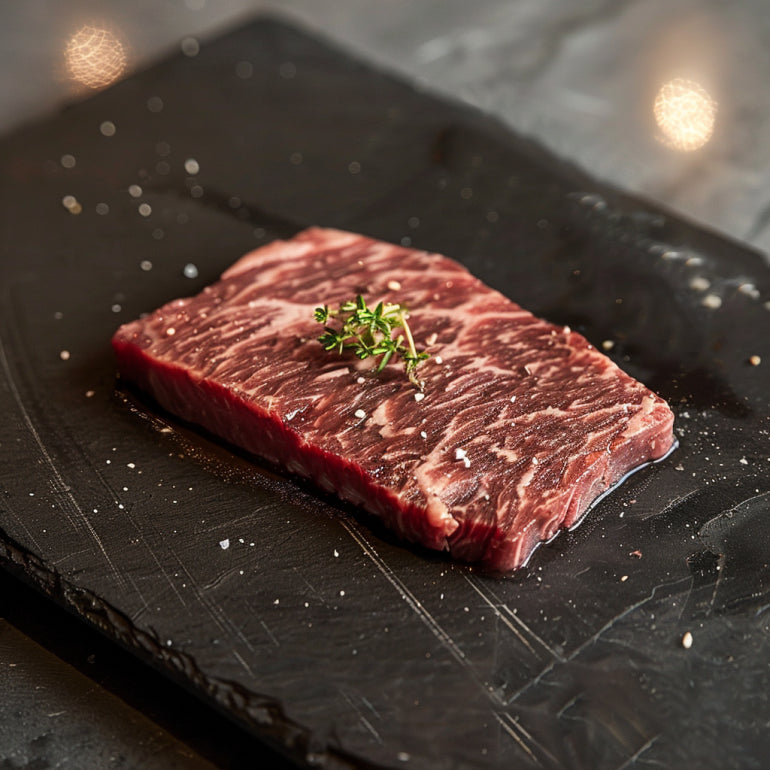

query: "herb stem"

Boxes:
[313, 295, 429, 388]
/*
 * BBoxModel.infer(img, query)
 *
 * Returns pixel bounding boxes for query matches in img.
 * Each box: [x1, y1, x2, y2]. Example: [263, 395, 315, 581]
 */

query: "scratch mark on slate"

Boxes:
[0, 334, 128, 587]
[125, 573, 152, 620]
[0, 332, 129, 588]
[675, 575, 695, 622]
[294, 569, 329, 606]
[360, 696, 381, 721]
[464, 574, 565, 661]
[161, 550, 260, 658]
[500, 710, 561, 766]
[340, 689, 383, 744]
[556, 694, 579, 720]
[340, 518, 505, 705]
[233, 648, 256, 676]
[3, 503, 43, 555]
[259, 619, 280, 648]
[613, 733, 661, 770]
[504, 576, 692, 706]
[494, 712, 541, 765]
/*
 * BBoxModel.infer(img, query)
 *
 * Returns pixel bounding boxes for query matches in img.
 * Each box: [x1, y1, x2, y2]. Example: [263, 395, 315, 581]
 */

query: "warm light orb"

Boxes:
[65, 25, 127, 89]
[653, 78, 717, 152]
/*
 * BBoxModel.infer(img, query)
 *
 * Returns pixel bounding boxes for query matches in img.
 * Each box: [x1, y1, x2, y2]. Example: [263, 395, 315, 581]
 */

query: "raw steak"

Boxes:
[112, 227, 675, 571]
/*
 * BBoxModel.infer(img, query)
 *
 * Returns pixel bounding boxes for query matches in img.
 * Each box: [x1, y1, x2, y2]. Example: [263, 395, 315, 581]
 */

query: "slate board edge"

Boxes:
[0, 529, 383, 770]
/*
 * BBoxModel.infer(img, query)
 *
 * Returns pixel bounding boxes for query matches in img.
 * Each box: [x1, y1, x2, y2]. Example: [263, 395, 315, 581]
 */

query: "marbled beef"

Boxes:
[112, 228, 675, 571]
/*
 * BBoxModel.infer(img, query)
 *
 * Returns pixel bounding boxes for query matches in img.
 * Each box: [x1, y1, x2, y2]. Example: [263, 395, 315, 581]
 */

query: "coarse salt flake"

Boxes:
[414, 392, 425, 402]
[454, 448, 471, 468]
[219, 538, 230, 550]
[354, 409, 366, 419]
[689, 276, 710, 291]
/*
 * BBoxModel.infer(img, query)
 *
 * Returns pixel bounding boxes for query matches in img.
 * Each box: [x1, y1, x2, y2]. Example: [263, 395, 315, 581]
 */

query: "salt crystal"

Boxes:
[454, 447, 471, 468]
[689, 276, 710, 292]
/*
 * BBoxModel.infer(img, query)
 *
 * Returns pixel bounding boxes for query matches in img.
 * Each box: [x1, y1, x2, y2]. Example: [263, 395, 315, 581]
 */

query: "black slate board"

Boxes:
[1, 15, 769, 770]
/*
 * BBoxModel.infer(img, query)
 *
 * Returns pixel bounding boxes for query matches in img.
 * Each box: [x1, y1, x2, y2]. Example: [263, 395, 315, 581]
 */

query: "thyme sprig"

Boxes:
[314, 295, 429, 389]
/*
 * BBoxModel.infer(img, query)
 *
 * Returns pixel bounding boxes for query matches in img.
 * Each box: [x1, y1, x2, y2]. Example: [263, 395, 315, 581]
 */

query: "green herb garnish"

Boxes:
[314, 295, 429, 389]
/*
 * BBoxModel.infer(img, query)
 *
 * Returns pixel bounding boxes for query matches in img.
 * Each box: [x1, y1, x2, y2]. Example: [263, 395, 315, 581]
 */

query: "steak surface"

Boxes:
[112, 227, 675, 571]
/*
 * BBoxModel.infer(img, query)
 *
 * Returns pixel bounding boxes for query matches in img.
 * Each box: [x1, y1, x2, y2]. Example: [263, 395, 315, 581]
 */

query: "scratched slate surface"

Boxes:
[1, 15, 769, 770]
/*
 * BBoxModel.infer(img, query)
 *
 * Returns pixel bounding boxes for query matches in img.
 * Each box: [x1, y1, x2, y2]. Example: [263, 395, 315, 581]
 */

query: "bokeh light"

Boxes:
[65, 25, 127, 89]
[653, 78, 717, 152]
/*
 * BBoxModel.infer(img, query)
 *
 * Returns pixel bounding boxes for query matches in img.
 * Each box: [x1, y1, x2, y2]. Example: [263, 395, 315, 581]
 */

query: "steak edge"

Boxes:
[112, 227, 675, 572]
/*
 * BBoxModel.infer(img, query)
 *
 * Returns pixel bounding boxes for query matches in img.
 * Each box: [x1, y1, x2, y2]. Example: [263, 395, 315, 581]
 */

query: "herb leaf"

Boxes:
[313, 295, 429, 388]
